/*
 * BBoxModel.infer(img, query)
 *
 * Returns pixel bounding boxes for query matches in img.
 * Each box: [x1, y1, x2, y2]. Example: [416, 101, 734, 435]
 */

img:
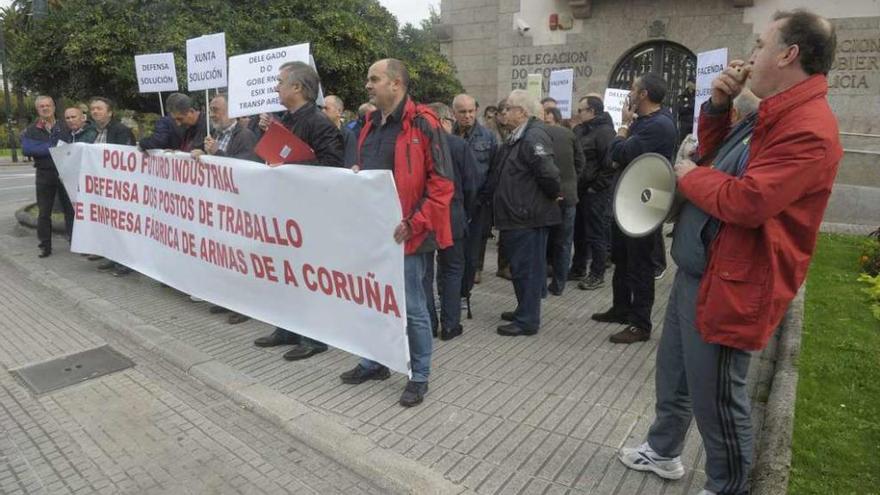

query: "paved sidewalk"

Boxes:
[0, 233, 382, 493]
[0, 218, 778, 494]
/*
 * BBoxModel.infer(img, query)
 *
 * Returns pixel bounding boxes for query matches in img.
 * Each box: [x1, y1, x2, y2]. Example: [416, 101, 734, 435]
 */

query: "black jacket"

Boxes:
[281, 102, 344, 168]
[545, 124, 584, 207]
[180, 114, 207, 152]
[446, 134, 478, 240]
[489, 118, 561, 230]
[609, 107, 678, 167]
[139, 115, 183, 150]
[212, 123, 260, 162]
[574, 111, 616, 192]
[97, 119, 135, 145]
[340, 125, 358, 167]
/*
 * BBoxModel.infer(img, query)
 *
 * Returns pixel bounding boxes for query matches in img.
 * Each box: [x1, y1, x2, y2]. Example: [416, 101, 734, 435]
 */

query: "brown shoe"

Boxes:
[609, 326, 650, 344]
[473, 271, 482, 284]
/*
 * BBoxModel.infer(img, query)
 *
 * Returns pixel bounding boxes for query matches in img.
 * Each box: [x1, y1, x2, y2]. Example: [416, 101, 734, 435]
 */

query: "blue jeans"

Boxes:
[548, 205, 576, 293]
[424, 241, 466, 331]
[501, 227, 549, 331]
[360, 254, 433, 382]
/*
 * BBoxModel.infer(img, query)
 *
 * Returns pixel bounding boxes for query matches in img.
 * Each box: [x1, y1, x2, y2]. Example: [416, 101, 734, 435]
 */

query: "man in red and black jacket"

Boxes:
[339, 58, 454, 408]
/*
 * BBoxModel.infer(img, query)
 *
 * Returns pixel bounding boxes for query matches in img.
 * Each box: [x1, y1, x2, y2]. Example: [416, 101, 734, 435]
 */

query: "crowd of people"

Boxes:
[20, 8, 842, 495]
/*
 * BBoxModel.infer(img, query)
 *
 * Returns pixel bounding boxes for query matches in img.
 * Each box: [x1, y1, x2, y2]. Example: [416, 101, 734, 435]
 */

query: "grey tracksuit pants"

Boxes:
[647, 270, 753, 495]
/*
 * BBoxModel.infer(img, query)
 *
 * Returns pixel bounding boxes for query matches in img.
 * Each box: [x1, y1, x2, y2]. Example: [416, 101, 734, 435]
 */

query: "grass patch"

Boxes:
[789, 233, 880, 494]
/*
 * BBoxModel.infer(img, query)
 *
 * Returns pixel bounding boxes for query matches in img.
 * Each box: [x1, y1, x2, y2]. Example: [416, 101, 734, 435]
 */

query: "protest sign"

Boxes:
[603, 87, 631, 129]
[134, 53, 178, 93]
[50, 144, 410, 376]
[548, 69, 574, 119]
[227, 43, 310, 118]
[694, 48, 728, 136]
[186, 33, 227, 91]
[527, 73, 543, 101]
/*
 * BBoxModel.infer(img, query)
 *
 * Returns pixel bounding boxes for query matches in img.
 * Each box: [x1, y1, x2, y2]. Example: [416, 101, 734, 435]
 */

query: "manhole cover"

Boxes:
[12, 346, 134, 394]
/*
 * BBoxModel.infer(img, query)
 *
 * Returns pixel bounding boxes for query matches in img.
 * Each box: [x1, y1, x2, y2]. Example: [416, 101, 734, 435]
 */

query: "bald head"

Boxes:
[452, 94, 478, 130]
[367, 58, 409, 114]
[323, 95, 345, 127]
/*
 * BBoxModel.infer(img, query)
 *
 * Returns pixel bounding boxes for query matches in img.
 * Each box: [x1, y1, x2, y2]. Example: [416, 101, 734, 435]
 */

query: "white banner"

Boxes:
[548, 69, 574, 119]
[228, 43, 310, 118]
[135, 53, 179, 93]
[186, 33, 228, 91]
[603, 88, 630, 130]
[50, 143, 410, 376]
[694, 48, 728, 137]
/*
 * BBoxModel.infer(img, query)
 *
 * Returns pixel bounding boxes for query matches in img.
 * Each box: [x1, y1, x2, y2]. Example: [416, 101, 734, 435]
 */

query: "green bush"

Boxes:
[857, 228, 880, 321]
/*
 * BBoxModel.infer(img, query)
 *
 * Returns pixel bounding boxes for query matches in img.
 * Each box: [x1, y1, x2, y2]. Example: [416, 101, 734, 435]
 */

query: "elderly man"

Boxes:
[252, 61, 345, 361]
[543, 107, 584, 296]
[424, 102, 477, 340]
[90, 97, 134, 146]
[488, 89, 561, 336]
[618, 10, 841, 495]
[60, 106, 96, 143]
[592, 73, 678, 344]
[340, 58, 454, 407]
[452, 93, 497, 291]
[192, 93, 259, 162]
[322, 95, 357, 166]
[21, 96, 73, 259]
[166, 93, 207, 152]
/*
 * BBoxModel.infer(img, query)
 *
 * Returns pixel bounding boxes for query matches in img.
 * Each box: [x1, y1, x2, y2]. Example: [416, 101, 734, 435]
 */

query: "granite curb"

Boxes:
[0, 232, 470, 495]
[751, 287, 805, 495]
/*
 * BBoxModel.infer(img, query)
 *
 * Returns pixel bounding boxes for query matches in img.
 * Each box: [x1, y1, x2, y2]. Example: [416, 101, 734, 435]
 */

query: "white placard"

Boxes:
[548, 69, 574, 119]
[527, 73, 543, 101]
[310, 54, 325, 108]
[186, 32, 228, 91]
[603, 88, 631, 130]
[134, 53, 178, 93]
[694, 48, 728, 136]
[51, 144, 410, 376]
[227, 44, 310, 118]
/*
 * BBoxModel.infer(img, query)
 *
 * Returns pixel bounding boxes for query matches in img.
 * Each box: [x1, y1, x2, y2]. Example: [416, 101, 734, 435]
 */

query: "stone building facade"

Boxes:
[438, 0, 880, 224]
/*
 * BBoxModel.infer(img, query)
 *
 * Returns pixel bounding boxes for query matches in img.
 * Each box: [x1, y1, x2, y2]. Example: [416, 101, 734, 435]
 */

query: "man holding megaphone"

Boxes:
[592, 73, 678, 344]
[618, 9, 842, 495]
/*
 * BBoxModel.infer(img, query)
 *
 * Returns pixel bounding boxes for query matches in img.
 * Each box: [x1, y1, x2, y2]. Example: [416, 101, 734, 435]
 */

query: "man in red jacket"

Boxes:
[618, 10, 841, 495]
[339, 58, 454, 408]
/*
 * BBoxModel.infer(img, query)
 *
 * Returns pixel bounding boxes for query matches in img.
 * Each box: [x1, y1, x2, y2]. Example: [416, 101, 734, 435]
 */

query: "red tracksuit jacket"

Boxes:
[681, 74, 843, 351]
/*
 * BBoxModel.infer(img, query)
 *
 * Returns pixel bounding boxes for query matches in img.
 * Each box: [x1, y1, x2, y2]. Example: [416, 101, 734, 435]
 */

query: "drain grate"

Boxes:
[12, 345, 134, 394]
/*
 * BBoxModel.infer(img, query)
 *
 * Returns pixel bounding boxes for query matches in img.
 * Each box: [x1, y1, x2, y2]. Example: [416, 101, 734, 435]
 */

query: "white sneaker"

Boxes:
[618, 442, 685, 480]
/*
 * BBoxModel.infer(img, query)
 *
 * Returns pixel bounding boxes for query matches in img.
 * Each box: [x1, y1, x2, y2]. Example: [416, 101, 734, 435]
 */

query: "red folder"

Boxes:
[254, 120, 317, 165]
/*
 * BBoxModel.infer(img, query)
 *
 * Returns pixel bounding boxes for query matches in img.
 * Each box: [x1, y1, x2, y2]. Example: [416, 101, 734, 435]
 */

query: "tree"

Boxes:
[0, 0, 463, 114]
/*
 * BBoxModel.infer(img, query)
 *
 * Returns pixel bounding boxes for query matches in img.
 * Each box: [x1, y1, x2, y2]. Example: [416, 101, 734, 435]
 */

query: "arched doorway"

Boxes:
[609, 41, 697, 135]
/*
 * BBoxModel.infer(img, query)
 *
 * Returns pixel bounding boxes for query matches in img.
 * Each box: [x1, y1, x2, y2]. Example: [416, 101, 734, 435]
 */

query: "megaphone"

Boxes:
[613, 153, 676, 237]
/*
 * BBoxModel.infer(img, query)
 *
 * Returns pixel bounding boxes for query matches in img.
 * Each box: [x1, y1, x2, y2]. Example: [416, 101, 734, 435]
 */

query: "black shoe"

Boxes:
[97, 260, 115, 270]
[283, 344, 327, 361]
[501, 311, 515, 322]
[591, 308, 629, 324]
[609, 325, 651, 344]
[254, 328, 299, 347]
[38, 247, 51, 258]
[399, 380, 428, 407]
[440, 324, 462, 341]
[654, 267, 668, 280]
[578, 274, 605, 290]
[86, 254, 103, 261]
[567, 270, 586, 281]
[497, 323, 537, 336]
[340, 364, 390, 384]
[112, 266, 133, 277]
[227, 313, 250, 324]
[548, 286, 563, 296]
[209, 305, 230, 314]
